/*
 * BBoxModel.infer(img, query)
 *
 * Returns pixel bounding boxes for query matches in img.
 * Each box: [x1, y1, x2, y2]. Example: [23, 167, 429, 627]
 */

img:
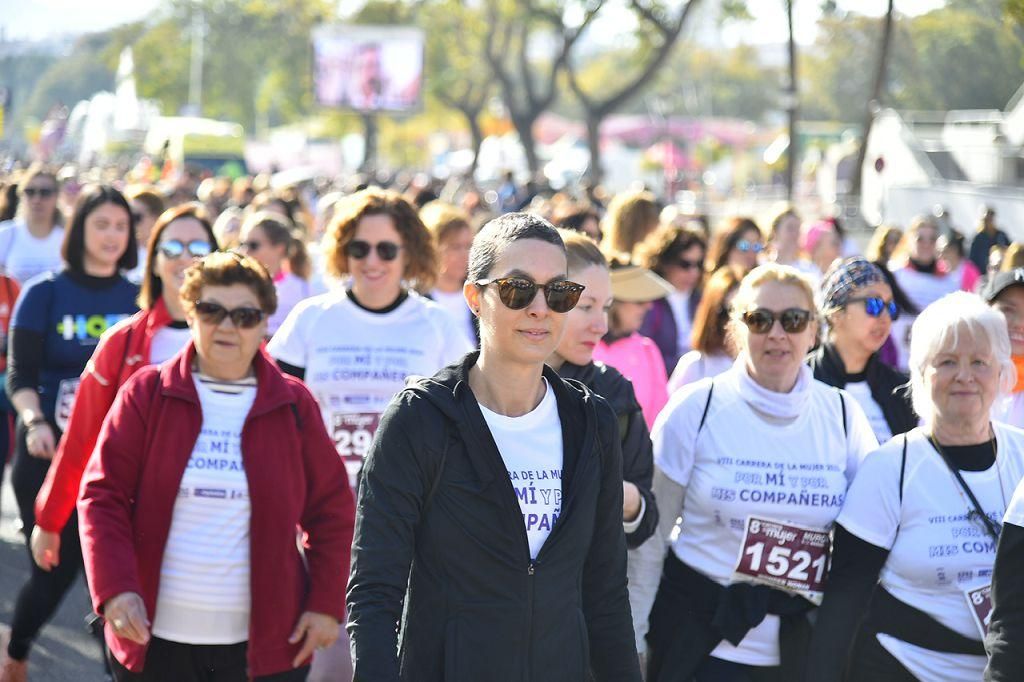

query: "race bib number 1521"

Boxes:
[732, 516, 831, 604]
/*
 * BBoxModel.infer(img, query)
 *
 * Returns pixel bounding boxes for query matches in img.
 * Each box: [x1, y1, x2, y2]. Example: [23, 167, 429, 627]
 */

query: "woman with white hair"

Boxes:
[806, 292, 1024, 681]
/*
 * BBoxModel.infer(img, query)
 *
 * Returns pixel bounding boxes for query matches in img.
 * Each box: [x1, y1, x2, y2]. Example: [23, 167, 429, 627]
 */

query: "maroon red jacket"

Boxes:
[78, 342, 354, 677]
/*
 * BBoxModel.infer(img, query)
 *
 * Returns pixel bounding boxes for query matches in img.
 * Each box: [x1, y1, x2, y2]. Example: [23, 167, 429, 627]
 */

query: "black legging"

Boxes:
[7, 418, 83, 662]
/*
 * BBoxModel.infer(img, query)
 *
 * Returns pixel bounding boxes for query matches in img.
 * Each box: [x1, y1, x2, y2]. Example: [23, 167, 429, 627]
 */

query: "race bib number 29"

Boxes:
[332, 412, 381, 486]
[733, 516, 831, 605]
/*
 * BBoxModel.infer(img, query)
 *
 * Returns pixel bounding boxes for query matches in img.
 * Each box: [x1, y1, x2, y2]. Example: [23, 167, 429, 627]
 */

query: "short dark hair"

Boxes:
[467, 213, 565, 282]
[62, 184, 138, 275]
[181, 252, 277, 316]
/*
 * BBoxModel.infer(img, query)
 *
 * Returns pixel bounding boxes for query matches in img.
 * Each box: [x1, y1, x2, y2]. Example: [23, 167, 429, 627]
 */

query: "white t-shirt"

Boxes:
[268, 272, 325, 337]
[667, 351, 732, 395]
[838, 425, 1024, 681]
[666, 290, 694, 357]
[149, 324, 192, 366]
[654, 367, 877, 665]
[993, 392, 1024, 430]
[430, 287, 477, 348]
[0, 220, 65, 284]
[152, 376, 257, 645]
[267, 290, 474, 485]
[479, 380, 563, 559]
[844, 380, 893, 444]
[890, 267, 959, 371]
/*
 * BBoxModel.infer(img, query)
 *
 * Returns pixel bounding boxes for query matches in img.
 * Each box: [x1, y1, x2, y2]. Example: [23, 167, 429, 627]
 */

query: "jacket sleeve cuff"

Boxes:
[623, 495, 646, 534]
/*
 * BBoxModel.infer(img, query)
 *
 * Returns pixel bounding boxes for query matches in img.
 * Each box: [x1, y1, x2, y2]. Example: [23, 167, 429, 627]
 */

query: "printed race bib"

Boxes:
[332, 412, 381, 485]
[733, 516, 831, 605]
[964, 584, 992, 639]
[55, 377, 81, 432]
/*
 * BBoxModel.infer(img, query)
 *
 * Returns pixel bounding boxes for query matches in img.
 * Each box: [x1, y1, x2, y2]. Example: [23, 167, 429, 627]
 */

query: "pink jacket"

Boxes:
[592, 333, 668, 429]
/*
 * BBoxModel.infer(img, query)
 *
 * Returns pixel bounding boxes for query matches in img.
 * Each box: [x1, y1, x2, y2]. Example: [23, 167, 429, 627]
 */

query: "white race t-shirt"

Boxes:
[149, 324, 192, 366]
[479, 380, 563, 559]
[890, 268, 959, 371]
[268, 271, 325, 337]
[993, 392, 1024, 430]
[430, 287, 476, 348]
[0, 220, 65, 284]
[654, 367, 877, 665]
[267, 290, 474, 484]
[666, 290, 694, 357]
[838, 425, 1024, 681]
[667, 351, 732, 395]
[844, 380, 893, 444]
[152, 377, 257, 645]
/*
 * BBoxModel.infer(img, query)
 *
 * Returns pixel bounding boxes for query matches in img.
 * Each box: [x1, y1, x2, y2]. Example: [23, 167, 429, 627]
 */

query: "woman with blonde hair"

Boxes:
[633, 263, 877, 681]
[237, 210, 319, 337]
[420, 200, 477, 345]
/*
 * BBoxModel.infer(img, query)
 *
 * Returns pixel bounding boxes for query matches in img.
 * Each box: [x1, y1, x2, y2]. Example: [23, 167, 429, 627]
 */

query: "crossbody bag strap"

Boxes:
[697, 380, 714, 433]
[931, 442, 1002, 541]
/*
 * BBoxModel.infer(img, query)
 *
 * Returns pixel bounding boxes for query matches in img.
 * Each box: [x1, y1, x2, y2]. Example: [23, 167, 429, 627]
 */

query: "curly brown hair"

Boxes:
[180, 252, 277, 317]
[633, 225, 706, 278]
[323, 188, 437, 290]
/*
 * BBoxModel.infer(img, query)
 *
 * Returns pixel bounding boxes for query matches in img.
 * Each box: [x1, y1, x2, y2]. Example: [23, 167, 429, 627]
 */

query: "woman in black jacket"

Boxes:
[346, 213, 642, 682]
[547, 229, 659, 654]
[809, 257, 917, 443]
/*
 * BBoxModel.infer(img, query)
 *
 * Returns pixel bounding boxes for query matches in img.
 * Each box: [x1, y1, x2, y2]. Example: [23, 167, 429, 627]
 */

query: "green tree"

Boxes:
[565, 0, 698, 183]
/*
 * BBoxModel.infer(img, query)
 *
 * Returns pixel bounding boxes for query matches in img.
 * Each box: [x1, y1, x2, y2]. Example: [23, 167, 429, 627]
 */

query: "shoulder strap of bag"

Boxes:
[838, 389, 848, 438]
[698, 380, 714, 433]
[899, 434, 908, 504]
[930, 439, 1002, 541]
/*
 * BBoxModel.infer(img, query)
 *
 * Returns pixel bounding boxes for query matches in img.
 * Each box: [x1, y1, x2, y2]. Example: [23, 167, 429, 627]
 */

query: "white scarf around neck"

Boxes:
[734, 353, 813, 420]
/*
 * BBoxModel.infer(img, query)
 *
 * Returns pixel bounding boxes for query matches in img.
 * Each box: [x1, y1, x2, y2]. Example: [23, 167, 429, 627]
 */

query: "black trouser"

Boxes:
[7, 418, 83, 662]
[109, 638, 310, 682]
[694, 656, 780, 682]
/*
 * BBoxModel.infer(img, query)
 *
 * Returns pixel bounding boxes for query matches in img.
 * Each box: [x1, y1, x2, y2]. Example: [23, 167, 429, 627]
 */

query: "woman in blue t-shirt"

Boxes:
[1, 184, 139, 679]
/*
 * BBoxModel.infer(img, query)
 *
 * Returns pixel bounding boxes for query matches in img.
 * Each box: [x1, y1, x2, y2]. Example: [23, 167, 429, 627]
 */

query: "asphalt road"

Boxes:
[1, 463, 108, 681]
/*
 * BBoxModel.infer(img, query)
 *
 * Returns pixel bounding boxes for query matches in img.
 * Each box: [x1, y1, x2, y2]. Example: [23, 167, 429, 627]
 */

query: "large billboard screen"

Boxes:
[313, 25, 425, 113]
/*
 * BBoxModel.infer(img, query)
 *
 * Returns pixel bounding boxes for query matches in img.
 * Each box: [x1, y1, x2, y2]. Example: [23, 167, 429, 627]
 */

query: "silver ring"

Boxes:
[112, 618, 125, 630]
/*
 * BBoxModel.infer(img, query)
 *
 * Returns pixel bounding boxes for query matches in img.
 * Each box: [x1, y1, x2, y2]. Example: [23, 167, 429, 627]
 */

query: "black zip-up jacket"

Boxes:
[808, 342, 917, 437]
[556, 360, 658, 547]
[346, 352, 642, 682]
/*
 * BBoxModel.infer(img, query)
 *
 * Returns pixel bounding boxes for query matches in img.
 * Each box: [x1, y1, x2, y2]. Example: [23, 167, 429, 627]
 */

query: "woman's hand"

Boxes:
[25, 421, 56, 459]
[30, 526, 61, 570]
[104, 592, 151, 645]
[623, 481, 642, 522]
[289, 611, 339, 668]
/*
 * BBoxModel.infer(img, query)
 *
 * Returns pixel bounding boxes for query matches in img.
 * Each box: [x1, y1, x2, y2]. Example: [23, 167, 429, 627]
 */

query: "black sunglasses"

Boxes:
[132, 211, 145, 223]
[345, 240, 401, 261]
[159, 239, 213, 260]
[23, 187, 56, 199]
[193, 301, 265, 329]
[677, 258, 704, 271]
[846, 296, 900, 321]
[741, 308, 813, 334]
[475, 276, 585, 313]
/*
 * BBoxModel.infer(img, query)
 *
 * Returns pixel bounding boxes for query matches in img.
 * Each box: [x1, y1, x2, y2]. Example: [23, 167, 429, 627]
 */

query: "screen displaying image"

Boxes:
[313, 25, 424, 113]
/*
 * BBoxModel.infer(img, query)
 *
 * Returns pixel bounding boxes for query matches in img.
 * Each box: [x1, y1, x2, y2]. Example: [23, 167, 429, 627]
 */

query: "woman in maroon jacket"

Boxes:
[78, 252, 354, 681]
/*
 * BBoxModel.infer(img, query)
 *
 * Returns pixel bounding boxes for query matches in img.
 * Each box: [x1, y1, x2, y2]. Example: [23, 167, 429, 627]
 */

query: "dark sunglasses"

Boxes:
[159, 239, 213, 260]
[475, 276, 585, 313]
[742, 307, 813, 334]
[847, 296, 900, 321]
[345, 240, 401, 261]
[194, 301, 265, 329]
[239, 240, 262, 252]
[131, 211, 145, 223]
[736, 239, 764, 254]
[677, 258, 704, 271]
[23, 187, 56, 199]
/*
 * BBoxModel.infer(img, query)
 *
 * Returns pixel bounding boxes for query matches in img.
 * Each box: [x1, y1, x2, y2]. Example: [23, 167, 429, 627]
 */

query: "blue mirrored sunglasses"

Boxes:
[848, 296, 899, 321]
[736, 239, 763, 253]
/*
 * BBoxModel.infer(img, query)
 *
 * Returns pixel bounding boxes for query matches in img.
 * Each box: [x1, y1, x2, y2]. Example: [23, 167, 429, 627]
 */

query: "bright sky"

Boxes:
[0, 0, 948, 42]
